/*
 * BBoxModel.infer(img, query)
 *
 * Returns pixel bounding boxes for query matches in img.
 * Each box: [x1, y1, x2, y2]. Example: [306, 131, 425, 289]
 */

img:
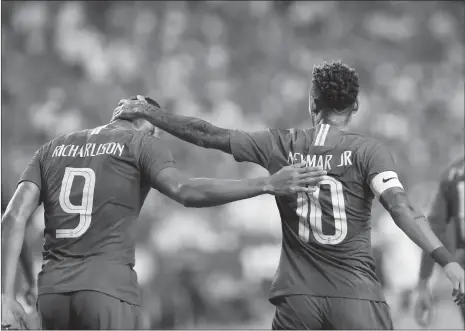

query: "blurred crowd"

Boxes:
[1, 1, 464, 329]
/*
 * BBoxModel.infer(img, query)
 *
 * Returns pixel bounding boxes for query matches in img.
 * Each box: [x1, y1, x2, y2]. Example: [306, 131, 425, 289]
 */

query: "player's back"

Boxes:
[26, 124, 160, 305]
[263, 124, 396, 302]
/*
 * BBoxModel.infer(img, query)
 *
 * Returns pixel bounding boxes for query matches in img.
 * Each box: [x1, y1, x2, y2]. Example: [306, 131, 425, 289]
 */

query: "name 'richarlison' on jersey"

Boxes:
[51, 143, 125, 158]
[288, 151, 353, 170]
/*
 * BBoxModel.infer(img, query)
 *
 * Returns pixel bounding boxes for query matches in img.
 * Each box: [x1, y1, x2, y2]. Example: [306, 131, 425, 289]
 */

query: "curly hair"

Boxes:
[311, 60, 359, 111]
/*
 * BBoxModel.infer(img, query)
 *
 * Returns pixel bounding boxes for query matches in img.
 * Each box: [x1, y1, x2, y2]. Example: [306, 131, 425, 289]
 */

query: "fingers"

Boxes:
[117, 98, 146, 107]
[453, 294, 464, 305]
[293, 186, 317, 193]
[453, 288, 465, 305]
[297, 167, 327, 177]
[291, 161, 307, 168]
[297, 177, 325, 186]
[297, 172, 326, 180]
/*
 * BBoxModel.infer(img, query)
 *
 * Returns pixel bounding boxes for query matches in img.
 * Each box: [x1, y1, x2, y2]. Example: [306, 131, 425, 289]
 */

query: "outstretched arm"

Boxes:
[1, 182, 40, 296]
[152, 165, 325, 208]
[135, 130, 322, 208]
[417, 182, 452, 287]
[376, 182, 464, 303]
[115, 97, 233, 153]
[379, 187, 444, 255]
[117, 97, 233, 153]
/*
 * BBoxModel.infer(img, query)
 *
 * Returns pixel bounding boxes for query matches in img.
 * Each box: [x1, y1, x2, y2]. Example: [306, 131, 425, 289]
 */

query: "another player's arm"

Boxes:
[417, 180, 452, 288]
[1, 182, 40, 296]
[119, 97, 233, 153]
[154, 167, 311, 207]
[137, 135, 324, 208]
[117, 96, 277, 168]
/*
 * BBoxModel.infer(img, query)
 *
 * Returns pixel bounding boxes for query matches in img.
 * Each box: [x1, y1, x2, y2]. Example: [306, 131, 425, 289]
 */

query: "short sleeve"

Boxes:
[364, 142, 404, 197]
[230, 130, 275, 168]
[136, 135, 177, 180]
[18, 148, 43, 193]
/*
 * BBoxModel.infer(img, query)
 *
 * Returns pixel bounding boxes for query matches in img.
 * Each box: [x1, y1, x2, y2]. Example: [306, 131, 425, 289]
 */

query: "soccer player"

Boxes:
[113, 61, 465, 330]
[414, 156, 465, 327]
[1, 102, 326, 330]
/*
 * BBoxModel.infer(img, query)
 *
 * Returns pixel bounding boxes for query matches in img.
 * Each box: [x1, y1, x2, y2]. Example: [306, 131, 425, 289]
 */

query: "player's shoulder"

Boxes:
[332, 130, 388, 160]
[267, 128, 314, 155]
[268, 128, 310, 141]
[341, 130, 382, 148]
[130, 130, 172, 157]
[48, 129, 90, 145]
[38, 129, 86, 154]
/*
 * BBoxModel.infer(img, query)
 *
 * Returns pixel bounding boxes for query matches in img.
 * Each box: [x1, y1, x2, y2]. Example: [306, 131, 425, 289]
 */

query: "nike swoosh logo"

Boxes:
[382, 177, 396, 183]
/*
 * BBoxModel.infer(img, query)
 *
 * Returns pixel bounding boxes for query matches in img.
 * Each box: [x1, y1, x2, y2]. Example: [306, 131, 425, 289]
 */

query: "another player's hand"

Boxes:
[113, 95, 159, 122]
[267, 162, 326, 196]
[443, 262, 465, 305]
[1, 295, 29, 330]
[414, 284, 434, 327]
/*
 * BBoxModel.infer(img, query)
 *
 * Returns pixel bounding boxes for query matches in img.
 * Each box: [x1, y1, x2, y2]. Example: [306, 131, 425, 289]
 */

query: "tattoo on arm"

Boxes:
[380, 186, 443, 253]
[148, 110, 232, 153]
[380, 188, 414, 217]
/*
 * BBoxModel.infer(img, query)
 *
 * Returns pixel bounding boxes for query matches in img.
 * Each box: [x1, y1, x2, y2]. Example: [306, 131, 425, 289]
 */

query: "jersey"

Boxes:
[428, 157, 465, 252]
[18, 124, 176, 305]
[230, 124, 402, 302]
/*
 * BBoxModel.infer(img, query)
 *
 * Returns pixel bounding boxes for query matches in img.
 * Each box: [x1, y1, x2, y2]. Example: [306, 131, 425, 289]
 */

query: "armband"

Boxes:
[370, 171, 404, 197]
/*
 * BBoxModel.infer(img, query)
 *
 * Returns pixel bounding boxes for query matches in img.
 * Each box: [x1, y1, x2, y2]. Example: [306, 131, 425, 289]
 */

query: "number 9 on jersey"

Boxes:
[57, 167, 96, 239]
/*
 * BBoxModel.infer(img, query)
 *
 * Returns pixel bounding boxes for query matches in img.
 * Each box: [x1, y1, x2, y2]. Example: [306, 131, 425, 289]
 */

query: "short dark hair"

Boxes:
[311, 61, 359, 111]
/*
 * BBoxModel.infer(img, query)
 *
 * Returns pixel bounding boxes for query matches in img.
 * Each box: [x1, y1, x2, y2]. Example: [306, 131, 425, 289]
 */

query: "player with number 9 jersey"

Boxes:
[10, 115, 326, 330]
[18, 124, 175, 328]
[230, 124, 397, 329]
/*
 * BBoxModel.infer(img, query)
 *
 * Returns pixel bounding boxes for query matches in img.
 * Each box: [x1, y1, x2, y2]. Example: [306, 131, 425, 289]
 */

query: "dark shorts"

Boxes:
[38, 291, 140, 330]
[271, 295, 393, 330]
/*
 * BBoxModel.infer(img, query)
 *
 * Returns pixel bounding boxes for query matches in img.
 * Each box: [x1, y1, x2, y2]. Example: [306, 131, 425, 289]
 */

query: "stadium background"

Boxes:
[1, 1, 464, 329]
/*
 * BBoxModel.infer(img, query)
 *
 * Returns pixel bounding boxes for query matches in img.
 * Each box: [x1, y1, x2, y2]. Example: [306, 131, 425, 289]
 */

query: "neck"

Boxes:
[317, 115, 348, 130]
[111, 119, 138, 130]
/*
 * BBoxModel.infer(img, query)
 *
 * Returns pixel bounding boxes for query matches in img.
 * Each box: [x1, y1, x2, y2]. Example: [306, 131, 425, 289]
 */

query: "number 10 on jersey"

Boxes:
[297, 175, 348, 245]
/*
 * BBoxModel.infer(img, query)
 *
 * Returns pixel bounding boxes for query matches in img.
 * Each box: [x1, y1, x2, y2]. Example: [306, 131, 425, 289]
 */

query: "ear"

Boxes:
[309, 97, 318, 114]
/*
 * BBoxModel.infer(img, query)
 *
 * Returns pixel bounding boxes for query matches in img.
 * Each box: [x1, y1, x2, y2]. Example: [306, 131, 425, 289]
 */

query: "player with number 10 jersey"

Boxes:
[112, 61, 464, 330]
[230, 123, 396, 329]
[231, 125, 395, 303]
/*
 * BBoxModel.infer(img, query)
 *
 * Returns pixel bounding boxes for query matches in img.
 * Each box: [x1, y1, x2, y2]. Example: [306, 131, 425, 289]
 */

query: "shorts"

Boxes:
[38, 290, 140, 330]
[271, 295, 393, 330]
